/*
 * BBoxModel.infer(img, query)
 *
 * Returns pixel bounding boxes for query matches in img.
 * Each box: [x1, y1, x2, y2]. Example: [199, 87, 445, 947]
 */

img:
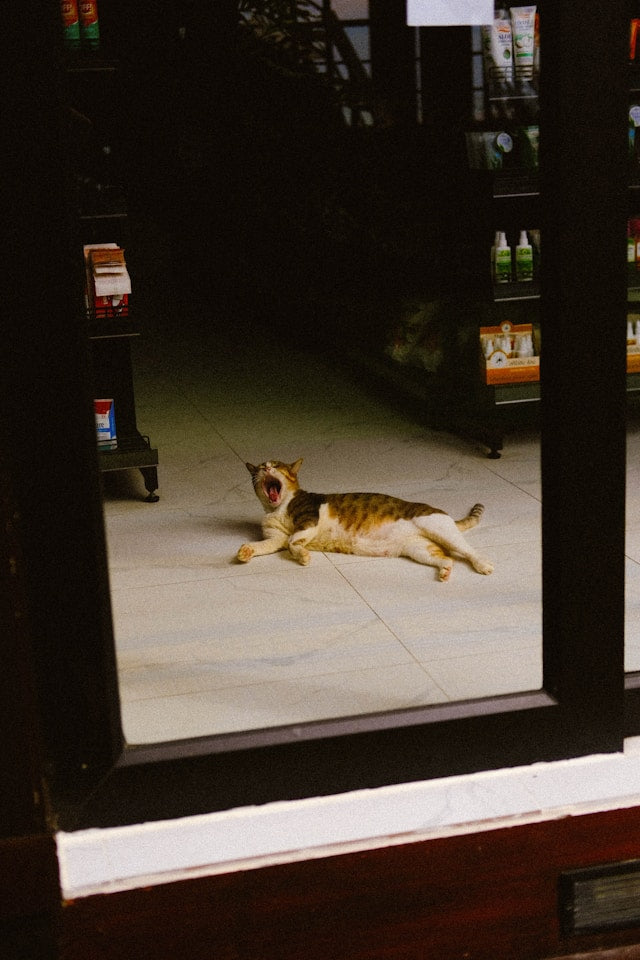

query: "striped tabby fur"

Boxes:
[237, 459, 493, 582]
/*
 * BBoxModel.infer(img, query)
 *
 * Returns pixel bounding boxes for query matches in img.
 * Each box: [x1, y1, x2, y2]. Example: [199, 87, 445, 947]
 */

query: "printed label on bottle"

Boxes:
[495, 248, 512, 283]
[516, 249, 533, 281]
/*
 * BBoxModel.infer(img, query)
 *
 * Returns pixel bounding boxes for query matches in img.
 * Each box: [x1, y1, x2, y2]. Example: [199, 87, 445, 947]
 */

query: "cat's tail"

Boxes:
[455, 503, 484, 531]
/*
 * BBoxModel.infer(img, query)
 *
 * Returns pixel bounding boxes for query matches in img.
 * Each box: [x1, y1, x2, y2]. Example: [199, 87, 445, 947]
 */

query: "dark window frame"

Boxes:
[5, 2, 640, 832]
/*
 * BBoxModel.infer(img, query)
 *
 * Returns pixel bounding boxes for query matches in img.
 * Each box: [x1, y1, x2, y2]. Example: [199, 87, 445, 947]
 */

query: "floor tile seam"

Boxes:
[146, 388, 219, 425]
[111, 610, 401, 643]
[405, 661, 452, 701]
[106, 553, 348, 582]
[329, 558, 443, 673]
[146, 392, 248, 454]
[478, 467, 542, 503]
[119, 659, 441, 704]
[377, 644, 541, 671]
[422, 647, 543, 673]
[108, 569, 268, 591]
[112, 627, 541, 658]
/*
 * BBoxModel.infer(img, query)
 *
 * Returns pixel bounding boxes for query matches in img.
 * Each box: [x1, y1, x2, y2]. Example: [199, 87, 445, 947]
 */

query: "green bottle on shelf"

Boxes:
[515, 230, 534, 282]
[494, 232, 512, 283]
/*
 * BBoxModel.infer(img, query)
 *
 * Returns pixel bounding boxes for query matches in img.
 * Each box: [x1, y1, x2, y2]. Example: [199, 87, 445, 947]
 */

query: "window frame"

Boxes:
[6, 2, 640, 832]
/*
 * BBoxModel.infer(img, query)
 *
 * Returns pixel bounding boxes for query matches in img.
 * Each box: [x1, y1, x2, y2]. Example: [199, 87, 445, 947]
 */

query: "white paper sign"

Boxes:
[407, 1, 494, 26]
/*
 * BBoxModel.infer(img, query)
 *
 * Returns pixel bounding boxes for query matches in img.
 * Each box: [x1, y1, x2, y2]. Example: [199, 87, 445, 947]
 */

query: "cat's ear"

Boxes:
[289, 458, 303, 476]
[245, 462, 257, 474]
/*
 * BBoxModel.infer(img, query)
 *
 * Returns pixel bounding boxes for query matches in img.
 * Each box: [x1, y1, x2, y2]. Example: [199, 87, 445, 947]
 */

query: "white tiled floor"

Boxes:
[100, 286, 640, 745]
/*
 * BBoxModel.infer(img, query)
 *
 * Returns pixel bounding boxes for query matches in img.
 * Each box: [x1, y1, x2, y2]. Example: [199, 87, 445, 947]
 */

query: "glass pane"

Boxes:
[627, 334, 640, 670]
[95, 7, 543, 744]
[627, 67, 640, 673]
[105, 311, 542, 743]
[627, 402, 640, 671]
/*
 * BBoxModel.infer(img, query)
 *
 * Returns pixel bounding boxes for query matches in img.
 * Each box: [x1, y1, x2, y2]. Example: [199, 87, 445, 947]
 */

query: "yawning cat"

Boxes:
[237, 459, 493, 581]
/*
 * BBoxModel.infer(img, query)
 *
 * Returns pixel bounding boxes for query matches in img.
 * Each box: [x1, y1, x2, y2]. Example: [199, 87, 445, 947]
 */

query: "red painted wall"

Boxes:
[60, 806, 640, 960]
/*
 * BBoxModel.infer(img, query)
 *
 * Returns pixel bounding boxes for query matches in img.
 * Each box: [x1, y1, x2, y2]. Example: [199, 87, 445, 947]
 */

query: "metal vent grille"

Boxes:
[560, 860, 640, 936]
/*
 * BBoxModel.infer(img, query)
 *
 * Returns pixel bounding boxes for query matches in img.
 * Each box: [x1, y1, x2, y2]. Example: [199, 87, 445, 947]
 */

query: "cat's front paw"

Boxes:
[237, 544, 255, 563]
[294, 548, 311, 566]
[474, 557, 494, 575]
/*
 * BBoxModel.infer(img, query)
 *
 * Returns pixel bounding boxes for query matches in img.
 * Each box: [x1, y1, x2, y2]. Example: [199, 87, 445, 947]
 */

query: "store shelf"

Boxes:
[98, 433, 157, 467]
[87, 309, 137, 341]
[78, 185, 127, 223]
[628, 371, 640, 392]
[493, 281, 540, 302]
[98, 433, 159, 502]
[493, 172, 539, 199]
[64, 48, 119, 74]
[67, 41, 160, 501]
[489, 380, 540, 405]
[629, 60, 640, 93]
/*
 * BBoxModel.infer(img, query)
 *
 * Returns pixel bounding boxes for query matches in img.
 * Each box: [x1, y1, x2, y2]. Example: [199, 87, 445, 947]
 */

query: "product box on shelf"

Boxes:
[94, 398, 116, 448]
[83, 242, 131, 320]
[628, 313, 640, 373]
[480, 321, 540, 385]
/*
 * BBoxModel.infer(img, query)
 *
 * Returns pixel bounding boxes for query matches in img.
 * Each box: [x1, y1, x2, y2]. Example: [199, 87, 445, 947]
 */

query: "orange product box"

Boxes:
[627, 346, 640, 373]
[479, 322, 540, 385]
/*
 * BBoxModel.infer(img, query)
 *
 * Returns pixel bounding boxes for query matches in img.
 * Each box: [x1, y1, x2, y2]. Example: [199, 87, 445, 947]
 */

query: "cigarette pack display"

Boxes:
[94, 398, 116, 448]
[479, 321, 540, 385]
[83, 243, 131, 320]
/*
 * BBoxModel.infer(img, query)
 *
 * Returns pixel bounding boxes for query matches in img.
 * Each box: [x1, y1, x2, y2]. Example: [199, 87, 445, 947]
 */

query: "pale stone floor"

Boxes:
[100, 297, 640, 744]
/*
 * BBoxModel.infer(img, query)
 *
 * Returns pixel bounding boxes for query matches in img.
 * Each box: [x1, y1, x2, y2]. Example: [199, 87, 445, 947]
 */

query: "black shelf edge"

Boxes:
[493, 281, 540, 302]
[629, 60, 640, 92]
[489, 381, 541, 405]
[79, 210, 128, 222]
[97, 434, 158, 472]
[627, 371, 640, 393]
[87, 316, 138, 340]
[489, 376, 640, 403]
[64, 49, 119, 73]
[493, 172, 540, 198]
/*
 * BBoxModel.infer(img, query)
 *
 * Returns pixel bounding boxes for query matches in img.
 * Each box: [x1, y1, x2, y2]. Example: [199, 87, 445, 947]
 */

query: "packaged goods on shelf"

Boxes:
[83, 242, 131, 319]
[628, 313, 640, 373]
[385, 299, 445, 373]
[60, 0, 80, 46]
[631, 18, 640, 61]
[61, 0, 99, 49]
[79, 0, 99, 48]
[480, 321, 539, 384]
[465, 126, 538, 171]
[94, 398, 116, 448]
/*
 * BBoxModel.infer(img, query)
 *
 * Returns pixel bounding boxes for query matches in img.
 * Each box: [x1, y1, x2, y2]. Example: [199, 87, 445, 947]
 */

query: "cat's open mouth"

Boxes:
[263, 477, 282, 504]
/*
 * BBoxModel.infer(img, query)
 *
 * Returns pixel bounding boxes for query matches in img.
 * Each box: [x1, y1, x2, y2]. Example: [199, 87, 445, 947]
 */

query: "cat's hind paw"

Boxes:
[473, 556, 494, 575]
[237, 544, 255, 563]
[438, 561, 453, 582]
[290, 546, 311, 565]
